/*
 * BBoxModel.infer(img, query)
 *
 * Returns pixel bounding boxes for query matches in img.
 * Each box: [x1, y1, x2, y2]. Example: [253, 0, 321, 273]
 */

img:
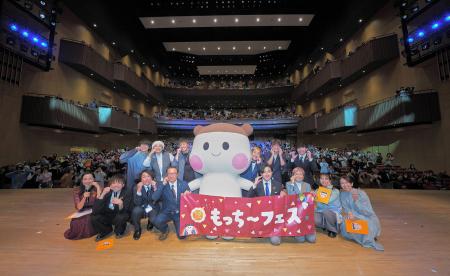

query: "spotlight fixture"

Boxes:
[213, 18, 217, 23]
[235, 18, 239, 23]
[171, 19, 175, 24]
[150, 20, 155, 24]
[93, 23, 97, 27]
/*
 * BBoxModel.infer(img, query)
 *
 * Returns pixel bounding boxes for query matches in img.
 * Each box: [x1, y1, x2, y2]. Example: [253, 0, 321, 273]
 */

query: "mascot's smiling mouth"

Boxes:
[211, 152, 221, 157]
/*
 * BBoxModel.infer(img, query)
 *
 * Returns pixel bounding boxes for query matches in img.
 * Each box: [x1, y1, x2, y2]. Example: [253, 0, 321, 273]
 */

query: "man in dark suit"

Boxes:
[131, 170, 160, 240]
[240, 146, 264, 197]
[91, 175, 132, 241]
[248, 165, 287, 246]
[152, 166, 190, 240]
[266, 141, 286, 183]
[143, 141, 174, 183]
[289, 144, 318, 187]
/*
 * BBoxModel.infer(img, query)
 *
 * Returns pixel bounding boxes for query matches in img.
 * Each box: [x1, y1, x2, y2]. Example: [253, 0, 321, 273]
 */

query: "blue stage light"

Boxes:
[40, 41, 48, 48]
[32, 37, 39, 43]
[22, 31, 29, 37]
[445, 15, 450, 22]
[10, 24, 18, 31]
[417, 31, 425, 37]
[431, 22, 440, 29]
[407, 37, 414, 43]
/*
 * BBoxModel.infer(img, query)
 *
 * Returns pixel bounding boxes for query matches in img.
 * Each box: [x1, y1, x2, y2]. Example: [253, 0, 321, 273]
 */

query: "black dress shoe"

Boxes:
[159, 230, 169, 241]
[115, 231, 125, 239]
[133, 230, 141, 240]
[327, 231, 337, 238]
[147, 221, 154, 231]
[95, 232, 112, 242]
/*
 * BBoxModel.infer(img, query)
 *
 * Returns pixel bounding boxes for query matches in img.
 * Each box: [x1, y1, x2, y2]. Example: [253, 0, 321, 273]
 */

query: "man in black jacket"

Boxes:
[289, 144, 318, 187]
[91, 175, 132, 241]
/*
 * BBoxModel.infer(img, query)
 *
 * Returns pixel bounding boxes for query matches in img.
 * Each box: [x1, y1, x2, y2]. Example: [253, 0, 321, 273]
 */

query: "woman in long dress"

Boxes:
[64, 172, 102, 240]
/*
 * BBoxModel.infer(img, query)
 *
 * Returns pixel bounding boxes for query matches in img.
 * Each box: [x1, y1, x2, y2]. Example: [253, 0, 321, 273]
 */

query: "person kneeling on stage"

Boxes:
[131, 170, 160, 240]
[249, 165, 287, 246]
[91, 175, 132, 241]
[286, 167, 316, 243]
[152, 167, 190, 240]
[339, 176, 384, 251]
[315, 173, 341, 238]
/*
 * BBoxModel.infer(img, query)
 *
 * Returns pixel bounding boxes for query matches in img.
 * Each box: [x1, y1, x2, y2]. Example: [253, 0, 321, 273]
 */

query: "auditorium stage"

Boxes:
[0, 189, 449, 276]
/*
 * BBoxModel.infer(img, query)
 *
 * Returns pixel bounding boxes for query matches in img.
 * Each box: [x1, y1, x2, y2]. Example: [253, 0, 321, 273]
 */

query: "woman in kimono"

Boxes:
[339, 176, 384, 251]
[315, 173, 341, 238]
[64, 172, 102, 240]
[286, 167, 316, 243]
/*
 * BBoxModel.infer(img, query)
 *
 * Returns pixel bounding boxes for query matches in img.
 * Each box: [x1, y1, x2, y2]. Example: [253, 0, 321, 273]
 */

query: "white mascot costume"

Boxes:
[188, 123, 254, 239]
[188, 123, 254, 197]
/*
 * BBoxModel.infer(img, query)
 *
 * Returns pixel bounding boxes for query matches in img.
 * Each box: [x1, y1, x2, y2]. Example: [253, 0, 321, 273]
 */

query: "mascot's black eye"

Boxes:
[203, 142, 209, 150]
[222, 142, 229, 150]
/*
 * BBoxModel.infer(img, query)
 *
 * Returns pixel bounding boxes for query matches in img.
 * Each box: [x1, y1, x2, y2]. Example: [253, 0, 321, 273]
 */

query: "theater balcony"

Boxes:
[292, 79, 308, 102]
[305, 61, 342, 98]
[138, 116, 157, 134]
[356, 90, 441, 132]
[98, 107, 139, 134]
[20, 95, 100, 133]
[113, 63, 164, 104]
[298, 115, 318, 134]
[58, 39, 114, 88]
[316, 105, 358, 133]
[154, 118, 300, 132]
[161, 86, 294, 108]
[340, 34, 399, 84]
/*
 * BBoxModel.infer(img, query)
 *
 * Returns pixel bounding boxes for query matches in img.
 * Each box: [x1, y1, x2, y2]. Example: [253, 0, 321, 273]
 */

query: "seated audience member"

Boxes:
[131, 170, 160, 240]
[240, 146, 264, 197]
[152, 167, 190, 240]
[339, 176, 384, 251]
[172, 140, 200, 183]
[91, 175, 132, 241]
[37, 167, 53, 188]
[143, 141, 175, 183]
[5, 164, 31, 189]
[286, 167, 316, 243]
[94, 167, 107, 187]
[249, 165, 286, 246]
[60, 169, 75, 188]
[64, 173, 102, 240]
[120, 140, 151, 191]
[315, 173, 341, 238]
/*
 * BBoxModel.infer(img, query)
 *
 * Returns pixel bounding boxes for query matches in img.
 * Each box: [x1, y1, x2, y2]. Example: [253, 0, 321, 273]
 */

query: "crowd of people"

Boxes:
[163, 77, 293, 90]
[154, 107, 299, 120]
[2, 139, 449, 249]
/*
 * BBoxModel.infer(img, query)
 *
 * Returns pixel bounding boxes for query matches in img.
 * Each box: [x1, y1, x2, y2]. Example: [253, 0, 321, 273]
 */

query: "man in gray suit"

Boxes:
[143, 141, 174, 182]
[285, 167, 316, 243]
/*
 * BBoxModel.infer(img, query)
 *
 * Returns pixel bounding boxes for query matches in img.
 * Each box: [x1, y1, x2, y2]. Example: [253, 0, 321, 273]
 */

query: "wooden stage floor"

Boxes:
[0, 189, 449, 276]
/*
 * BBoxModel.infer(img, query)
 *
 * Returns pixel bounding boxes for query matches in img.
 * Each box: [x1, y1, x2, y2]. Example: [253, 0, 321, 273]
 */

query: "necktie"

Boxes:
[144, 186, 149, 197]
[171, 184, 176, 199]
[265, 182, 270, 196]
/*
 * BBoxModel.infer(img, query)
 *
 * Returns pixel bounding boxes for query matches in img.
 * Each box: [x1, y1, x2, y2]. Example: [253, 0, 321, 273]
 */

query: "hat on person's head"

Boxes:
[152, 141, 165, 150]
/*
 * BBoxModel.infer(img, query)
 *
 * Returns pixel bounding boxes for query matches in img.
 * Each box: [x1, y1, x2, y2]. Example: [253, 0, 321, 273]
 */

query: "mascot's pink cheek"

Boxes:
[232, 153, 249, 170]
[189, 155, 203, 171]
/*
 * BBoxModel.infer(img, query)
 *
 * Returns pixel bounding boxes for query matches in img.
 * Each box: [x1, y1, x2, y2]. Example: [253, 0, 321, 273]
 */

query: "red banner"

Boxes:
[180, 193, 315, 237]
